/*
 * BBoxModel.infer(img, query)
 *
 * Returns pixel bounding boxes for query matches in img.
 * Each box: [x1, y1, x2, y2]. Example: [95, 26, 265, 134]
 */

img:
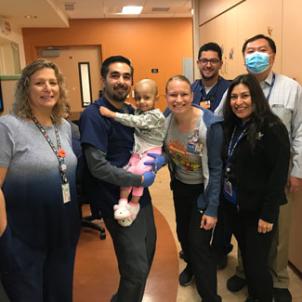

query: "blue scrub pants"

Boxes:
[0, 226, 77, 302]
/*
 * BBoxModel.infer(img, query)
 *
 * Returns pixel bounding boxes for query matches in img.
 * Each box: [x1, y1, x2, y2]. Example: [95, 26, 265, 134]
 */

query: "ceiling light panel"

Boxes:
[121, 5, 143, 15]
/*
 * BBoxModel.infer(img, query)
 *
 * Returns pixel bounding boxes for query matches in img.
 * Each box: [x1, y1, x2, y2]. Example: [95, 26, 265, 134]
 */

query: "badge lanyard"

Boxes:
[223, 126, 247, 205]
[225, 126, 248, 180]
[32, 117, 68, 185]
[227, 126, 248, 161]
[266, 73, 275, 102]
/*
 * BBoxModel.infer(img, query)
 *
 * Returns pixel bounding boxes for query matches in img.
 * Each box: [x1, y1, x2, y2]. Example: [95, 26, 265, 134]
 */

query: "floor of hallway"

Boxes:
[74, 167, 302, 302]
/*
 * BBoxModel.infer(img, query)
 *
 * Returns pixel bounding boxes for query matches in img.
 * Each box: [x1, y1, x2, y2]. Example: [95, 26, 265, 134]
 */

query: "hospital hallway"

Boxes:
[74, 167, 302, 302]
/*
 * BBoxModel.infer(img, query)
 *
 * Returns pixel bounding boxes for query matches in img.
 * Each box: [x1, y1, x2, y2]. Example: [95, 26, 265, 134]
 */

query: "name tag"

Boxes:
[223, 179, 237, 204]
[62, 183, 71, 204]
[200, 100, 210, 109]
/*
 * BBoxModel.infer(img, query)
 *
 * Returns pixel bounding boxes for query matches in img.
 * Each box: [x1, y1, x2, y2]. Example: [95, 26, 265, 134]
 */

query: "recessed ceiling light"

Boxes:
[121, 5, 143, 15]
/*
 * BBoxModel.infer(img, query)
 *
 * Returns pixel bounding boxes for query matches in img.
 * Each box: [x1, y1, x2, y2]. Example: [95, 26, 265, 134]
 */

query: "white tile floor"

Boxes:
[150, 167, 302, 302]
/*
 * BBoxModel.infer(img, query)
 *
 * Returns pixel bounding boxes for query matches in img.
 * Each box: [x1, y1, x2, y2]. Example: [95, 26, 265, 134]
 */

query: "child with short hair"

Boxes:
[100, 79, 165, 226]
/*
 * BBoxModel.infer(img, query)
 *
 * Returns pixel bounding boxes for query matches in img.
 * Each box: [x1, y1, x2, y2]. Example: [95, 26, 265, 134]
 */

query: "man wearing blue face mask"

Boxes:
[224, 34, 302, 302]
[245, 51, 270, 74]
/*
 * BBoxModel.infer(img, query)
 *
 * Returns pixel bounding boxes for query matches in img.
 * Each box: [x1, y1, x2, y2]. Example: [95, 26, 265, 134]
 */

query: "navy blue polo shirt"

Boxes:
[79, 97, 151, 217]
[192, 76, 230, 112]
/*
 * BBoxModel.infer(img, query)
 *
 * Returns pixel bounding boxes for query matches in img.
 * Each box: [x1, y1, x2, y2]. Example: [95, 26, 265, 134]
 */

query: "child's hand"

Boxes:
[99, 106, 116, 118]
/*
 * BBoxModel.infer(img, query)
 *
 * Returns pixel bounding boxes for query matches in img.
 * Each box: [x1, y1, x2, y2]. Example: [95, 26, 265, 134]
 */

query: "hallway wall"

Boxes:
[197, 0, 302, 84]
[22, 18, 193, 111]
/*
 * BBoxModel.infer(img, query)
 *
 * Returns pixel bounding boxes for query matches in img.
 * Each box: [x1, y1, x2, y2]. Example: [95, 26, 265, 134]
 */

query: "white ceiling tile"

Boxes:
[0, 0, 192, 28]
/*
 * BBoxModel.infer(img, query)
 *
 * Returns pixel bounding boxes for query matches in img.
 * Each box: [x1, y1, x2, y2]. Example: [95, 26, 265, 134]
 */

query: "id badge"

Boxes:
[200, 100, 210, 109]
[62, 182, 71, 204]
[187, 142, 203, 154]
[187, 143, 196, 153]
[223, 179, 237, 204]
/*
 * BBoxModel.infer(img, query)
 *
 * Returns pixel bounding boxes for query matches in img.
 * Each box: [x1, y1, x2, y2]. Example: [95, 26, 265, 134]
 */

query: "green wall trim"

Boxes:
[0, 75, 21, 80]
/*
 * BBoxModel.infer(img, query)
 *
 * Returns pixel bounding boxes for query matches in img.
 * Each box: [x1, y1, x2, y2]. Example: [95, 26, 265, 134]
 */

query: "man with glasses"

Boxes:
[177, 43, 231, 287]
[164, 42, 230, 117]
[192, 42, 230, 111]
[193, 42, 232, 270]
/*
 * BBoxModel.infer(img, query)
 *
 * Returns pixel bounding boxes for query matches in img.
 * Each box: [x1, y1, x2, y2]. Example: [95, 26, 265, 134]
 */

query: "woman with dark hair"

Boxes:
[0, 59, 80, 302]
[222, 74, 290, 302]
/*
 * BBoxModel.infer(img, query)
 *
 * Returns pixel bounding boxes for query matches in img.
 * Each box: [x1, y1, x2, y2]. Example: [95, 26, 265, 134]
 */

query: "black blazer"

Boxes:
[223, 116, 290, 223]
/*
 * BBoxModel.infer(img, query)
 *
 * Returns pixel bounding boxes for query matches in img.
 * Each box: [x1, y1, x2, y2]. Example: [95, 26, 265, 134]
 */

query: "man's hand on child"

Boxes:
[144, 153, 166, 172]
[99, 106, 116, 118]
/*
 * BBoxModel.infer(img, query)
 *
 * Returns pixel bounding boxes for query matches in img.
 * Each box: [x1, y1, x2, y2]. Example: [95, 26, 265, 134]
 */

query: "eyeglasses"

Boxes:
[198, 58, 220, 65]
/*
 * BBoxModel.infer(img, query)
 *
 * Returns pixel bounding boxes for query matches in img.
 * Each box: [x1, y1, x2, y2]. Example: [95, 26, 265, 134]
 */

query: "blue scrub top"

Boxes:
[192, 76, 230, 112]
[79, 97, 151, 217]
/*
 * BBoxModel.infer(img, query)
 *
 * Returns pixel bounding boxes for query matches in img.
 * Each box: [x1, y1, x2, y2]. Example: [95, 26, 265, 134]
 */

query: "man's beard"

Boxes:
[104, 85, 129, 102]
[112, 88, 129, 102]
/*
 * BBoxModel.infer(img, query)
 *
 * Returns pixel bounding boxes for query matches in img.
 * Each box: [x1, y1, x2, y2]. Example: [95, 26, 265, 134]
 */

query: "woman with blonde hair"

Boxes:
[154, 75, 223, 302]
[0, 59, 80, 302]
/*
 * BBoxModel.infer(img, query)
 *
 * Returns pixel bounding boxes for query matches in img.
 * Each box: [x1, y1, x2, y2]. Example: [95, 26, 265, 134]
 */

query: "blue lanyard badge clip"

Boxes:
[223, 127, 247, 205]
